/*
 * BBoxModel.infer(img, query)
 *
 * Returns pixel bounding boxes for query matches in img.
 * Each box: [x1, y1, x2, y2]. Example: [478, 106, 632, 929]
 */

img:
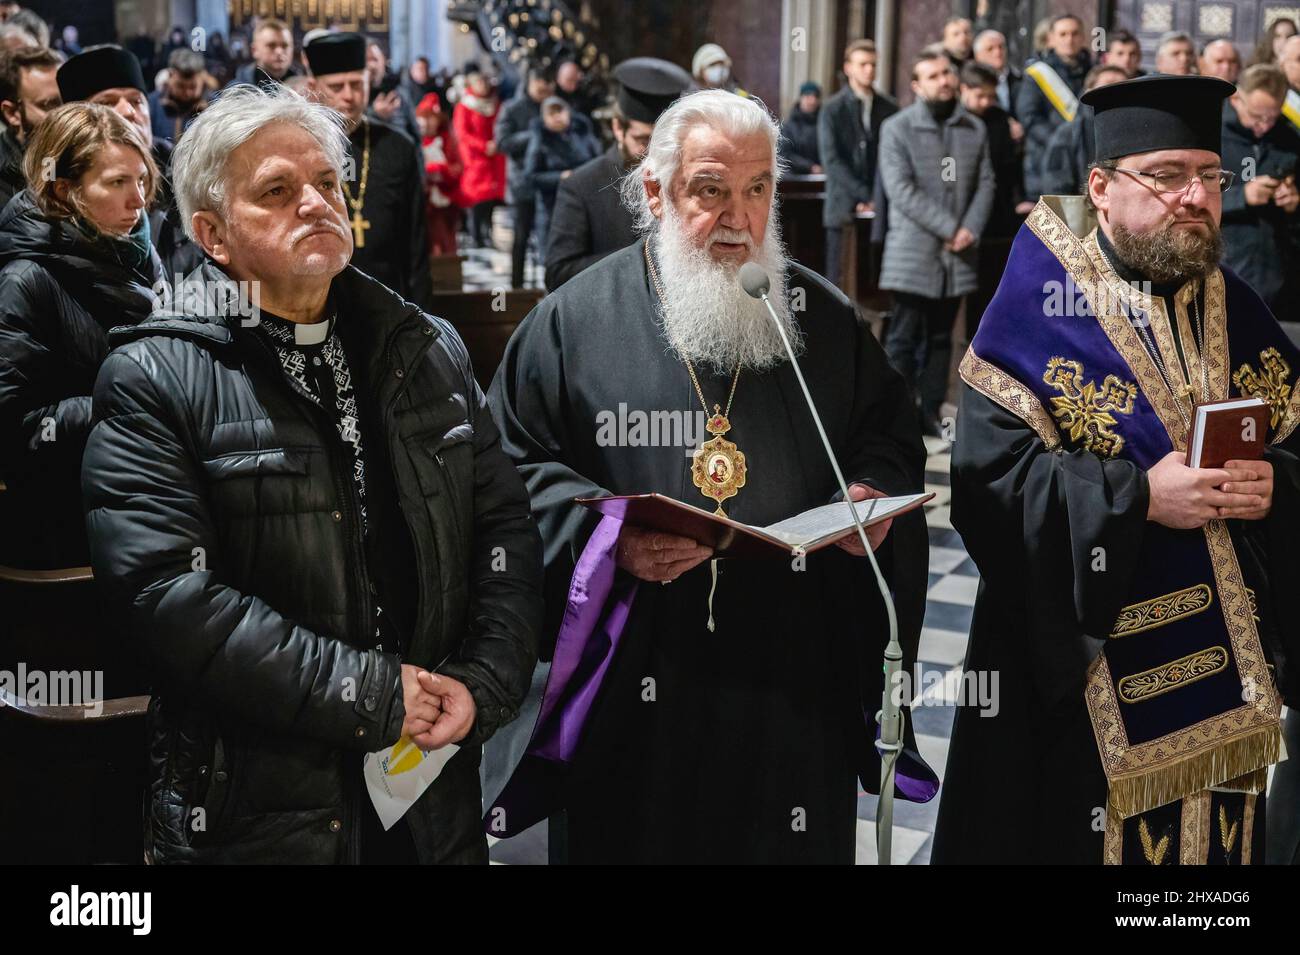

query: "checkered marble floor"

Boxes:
[459, 207, 545, 292]
[486, 433, 975, 864]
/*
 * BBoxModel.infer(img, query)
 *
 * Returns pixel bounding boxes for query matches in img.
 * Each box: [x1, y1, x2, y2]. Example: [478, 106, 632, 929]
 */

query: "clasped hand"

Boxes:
[1146, 452, 1272, 529]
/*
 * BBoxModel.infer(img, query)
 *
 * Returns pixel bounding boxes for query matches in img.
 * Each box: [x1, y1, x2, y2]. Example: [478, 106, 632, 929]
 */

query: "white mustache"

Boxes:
[293, 218, 349, 244]
[707, 226, 753, 248]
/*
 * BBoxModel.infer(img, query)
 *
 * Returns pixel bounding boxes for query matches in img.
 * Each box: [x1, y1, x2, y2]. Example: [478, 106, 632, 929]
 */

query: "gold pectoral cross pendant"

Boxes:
[691, 404, 747, 516]
[350, 209, 371, 248]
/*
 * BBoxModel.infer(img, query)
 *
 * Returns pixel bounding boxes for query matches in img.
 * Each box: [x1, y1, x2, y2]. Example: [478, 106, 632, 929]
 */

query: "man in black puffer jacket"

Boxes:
[81, 84, 543, 864]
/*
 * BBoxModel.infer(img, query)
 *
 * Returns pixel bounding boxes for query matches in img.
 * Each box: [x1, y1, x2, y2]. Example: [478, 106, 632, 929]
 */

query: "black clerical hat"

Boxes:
[57, 45, 147, 102]
[612, 57, 694, 124]
[1081, 74, 1235, 162]
[304, 32, 367, 77]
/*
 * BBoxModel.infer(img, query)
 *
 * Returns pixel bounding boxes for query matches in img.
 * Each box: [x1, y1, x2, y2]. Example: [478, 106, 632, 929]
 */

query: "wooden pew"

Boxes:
[430, 288, 545, 391]
[0, 562, 150, 864]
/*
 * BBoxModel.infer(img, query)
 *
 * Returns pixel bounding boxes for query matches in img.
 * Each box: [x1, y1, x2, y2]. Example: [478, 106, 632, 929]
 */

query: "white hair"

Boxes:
[170, 83, 350, 241]
[619, 88, 783, 234]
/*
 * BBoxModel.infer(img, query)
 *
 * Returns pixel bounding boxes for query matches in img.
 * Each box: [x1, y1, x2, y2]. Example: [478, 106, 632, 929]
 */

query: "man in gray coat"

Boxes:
[878, 49, 994, 436]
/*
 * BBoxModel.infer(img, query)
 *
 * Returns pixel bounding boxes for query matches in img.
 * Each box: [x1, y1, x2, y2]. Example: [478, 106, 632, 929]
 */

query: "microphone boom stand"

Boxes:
[740, 262, 905, 865]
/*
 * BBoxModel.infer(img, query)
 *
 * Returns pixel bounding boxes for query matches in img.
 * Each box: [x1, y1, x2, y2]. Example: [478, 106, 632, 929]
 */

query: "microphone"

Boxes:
[739, 261, 906, 866]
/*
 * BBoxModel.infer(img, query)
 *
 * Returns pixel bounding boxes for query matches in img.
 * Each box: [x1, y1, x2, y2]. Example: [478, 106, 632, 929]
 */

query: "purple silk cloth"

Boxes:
[486, 514, 939, 837]
[529, 515, 639, 761]
[486, 515, 639, 835]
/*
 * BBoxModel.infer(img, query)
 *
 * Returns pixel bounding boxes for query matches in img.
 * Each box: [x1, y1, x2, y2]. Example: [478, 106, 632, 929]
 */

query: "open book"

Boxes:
[576, 491, 933, 559]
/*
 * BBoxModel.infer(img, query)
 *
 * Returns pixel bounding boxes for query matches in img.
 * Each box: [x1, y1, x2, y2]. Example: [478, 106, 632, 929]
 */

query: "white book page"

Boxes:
[756, 494, 927, 549]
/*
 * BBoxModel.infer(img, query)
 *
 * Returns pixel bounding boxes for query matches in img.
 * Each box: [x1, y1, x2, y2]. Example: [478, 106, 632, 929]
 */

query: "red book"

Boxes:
[1185, 397, 1269, 469]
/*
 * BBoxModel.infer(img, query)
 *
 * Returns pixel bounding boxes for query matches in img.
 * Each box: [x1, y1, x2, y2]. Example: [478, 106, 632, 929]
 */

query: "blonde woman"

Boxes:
[0, 102, 162, 568]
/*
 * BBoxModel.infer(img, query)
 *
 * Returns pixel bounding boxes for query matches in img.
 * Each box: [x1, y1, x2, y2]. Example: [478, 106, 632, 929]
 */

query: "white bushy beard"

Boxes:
[652, 200, 800, 375]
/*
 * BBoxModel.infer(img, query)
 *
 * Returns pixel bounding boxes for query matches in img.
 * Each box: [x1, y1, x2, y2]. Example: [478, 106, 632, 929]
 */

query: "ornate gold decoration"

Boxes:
[1233, 347, 1291, 430]
[1219, 804, 1239, 856]
[1139, 817, 1170, 865]
[1042, 357, 1137, 457]
[1246, 586, 1259, 623]
[690, 407, 747, 515]
[1086, 521, 1283, 818]
[1111, 584, 1213, 638]
[958, 350, 1060, 449]
[1118, 647, 1229, 704]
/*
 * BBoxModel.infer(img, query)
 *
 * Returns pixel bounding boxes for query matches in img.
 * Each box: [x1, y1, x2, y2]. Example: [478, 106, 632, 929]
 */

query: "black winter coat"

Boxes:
[779, 106, 821, 174]
[817, 85, 898, 228]
[1220, 101, 1300, 311]
[0, 190, 162, 569]
[543, 146, 635, 291]
[81, 261, 544, 863]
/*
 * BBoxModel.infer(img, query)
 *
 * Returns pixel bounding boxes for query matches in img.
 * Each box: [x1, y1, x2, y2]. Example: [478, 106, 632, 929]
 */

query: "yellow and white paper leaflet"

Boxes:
[1285, 88, 1300, 134]
[363, 735, 460, 830]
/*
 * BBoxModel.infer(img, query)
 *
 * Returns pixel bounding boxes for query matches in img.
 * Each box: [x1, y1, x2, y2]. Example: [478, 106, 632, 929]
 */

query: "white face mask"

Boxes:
[704, 64, 730, 85]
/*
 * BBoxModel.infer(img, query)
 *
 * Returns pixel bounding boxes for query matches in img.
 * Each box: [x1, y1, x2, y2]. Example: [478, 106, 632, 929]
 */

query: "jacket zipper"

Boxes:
[246, 332, 375, 865]
[384, 314, 440, 655]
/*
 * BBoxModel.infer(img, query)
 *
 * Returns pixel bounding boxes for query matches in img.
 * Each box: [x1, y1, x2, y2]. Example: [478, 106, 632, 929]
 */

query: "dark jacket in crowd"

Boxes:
[544, 145, 636, 291]
[976, 105, 1028, 237]
[524, 119, 602, 190]
[996, 65, 1024, 119]
[1220, 101, 1300, 310]
[0, 190, 163, 569]
[228, 60, 303, 88]
[149, 139, 205, 278]
[147, 88, 213, 145]
[367, 76, 422, 145]
[779, 104, 821, 174]
[1038, 105, 1095, 198]
[818, 84, 899, 228]
[0, 128, 24, 210]
[1017, 49, 1090, 199]
[524, 116, 601, 228]
[495, 92, 544, 199]
[81, 261, 544, 864]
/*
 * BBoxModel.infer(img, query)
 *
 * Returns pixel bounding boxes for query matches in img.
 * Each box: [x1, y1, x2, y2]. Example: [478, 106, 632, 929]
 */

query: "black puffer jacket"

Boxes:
[0, 190, 163, 569]
[82, 261, 543, 864]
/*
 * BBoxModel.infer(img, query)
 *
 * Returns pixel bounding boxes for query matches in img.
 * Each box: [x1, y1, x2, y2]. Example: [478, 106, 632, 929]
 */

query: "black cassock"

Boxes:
[488, 239, 929, 863]
[934, 306, 1300, 865]
[345, 118, 432, 309]
[542, 146, 637, 292]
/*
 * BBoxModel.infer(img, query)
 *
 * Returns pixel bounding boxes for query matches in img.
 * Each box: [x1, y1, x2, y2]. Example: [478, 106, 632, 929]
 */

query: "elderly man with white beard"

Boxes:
[487, 89, 934, 864]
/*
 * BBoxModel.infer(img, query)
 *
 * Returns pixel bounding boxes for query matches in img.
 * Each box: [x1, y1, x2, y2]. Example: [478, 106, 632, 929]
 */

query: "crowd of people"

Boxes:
[776, 15, 1300, 435]
[4, 2, 1300, 869]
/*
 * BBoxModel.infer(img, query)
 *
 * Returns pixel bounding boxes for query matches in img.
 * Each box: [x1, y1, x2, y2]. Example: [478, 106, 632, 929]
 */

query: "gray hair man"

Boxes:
[486, 88, 932, 864]
[81, 83, 543, 864]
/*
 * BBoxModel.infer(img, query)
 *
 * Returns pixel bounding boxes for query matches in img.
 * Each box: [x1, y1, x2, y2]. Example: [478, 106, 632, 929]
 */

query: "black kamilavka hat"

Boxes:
[57, 45, 147, 102]
[1081, 74, 1235, 162]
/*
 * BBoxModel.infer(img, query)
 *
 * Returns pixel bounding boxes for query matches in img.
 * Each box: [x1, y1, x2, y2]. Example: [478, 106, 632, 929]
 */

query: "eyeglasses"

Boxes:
[1112, 167, 1237, 194]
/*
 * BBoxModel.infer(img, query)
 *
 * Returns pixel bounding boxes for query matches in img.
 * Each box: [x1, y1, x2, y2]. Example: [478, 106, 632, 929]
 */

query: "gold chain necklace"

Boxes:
[644, 240, 747, 515]
[344, 118, 372, 249]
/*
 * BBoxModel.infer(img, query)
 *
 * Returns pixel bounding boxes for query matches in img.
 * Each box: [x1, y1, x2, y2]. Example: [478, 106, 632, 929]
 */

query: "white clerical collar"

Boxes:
[294, 320, 330, 346]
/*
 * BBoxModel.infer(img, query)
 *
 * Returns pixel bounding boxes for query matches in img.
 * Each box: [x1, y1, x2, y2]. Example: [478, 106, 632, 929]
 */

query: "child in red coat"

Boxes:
[417, 94, 464, 256]
[451, 72, 506, 248]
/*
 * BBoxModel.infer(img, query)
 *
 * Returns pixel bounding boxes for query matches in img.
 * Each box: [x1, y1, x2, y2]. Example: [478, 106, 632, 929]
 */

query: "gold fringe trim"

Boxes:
[1108, 724, 1282, 819]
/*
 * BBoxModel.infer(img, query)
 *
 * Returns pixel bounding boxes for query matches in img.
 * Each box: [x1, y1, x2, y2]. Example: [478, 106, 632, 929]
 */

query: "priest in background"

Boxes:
[543, 57, 693, 291]
[304, 32, 431, 308]
[487, 89, 935, 864]
[936, 75, 1300, 864]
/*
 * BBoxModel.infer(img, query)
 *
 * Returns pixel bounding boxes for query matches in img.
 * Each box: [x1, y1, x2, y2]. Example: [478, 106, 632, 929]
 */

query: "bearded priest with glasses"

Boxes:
[935, 74, 1300, 864]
